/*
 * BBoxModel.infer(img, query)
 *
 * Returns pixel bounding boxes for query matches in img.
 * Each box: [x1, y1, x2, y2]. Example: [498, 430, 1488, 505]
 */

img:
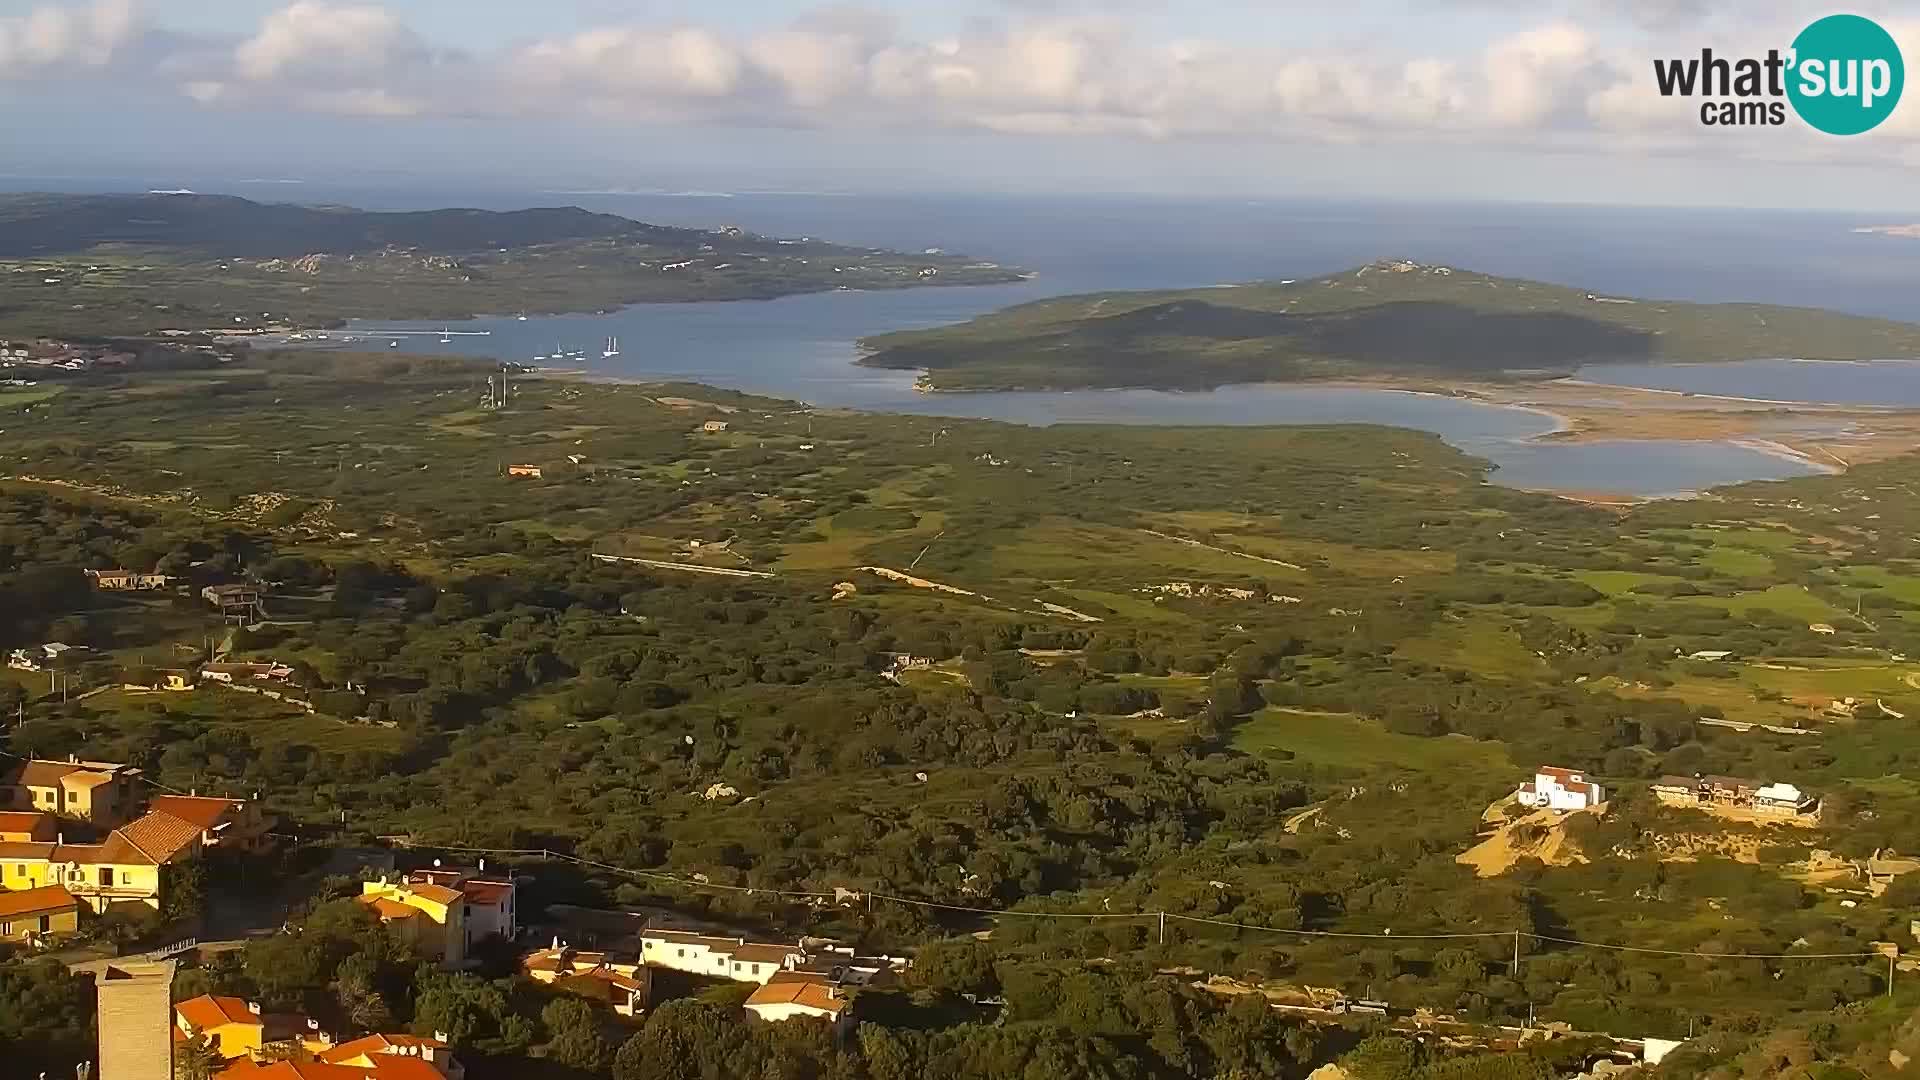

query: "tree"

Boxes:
[542, 997, 612, 1073]
[335, 951, 396, 1033]
[613, 1000, 744, 1080]
[174, 1027, 225, 1080]
[913, 939, 999, 999]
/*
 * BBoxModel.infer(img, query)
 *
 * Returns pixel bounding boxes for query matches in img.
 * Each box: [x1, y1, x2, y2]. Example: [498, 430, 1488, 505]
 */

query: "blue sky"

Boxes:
[1, 0, 1918, 209]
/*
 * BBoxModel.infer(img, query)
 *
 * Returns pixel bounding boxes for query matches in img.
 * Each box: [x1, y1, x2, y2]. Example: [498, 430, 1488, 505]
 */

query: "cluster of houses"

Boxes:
[0, 756, 271, 932]
[0, 339, 136, 371]
[7, 641, 88, 671]
[522, 925, 906, 1031]
[1513, 766, 1821, 824]
[1652, 774, 1822, 821]
[354, 863, 519, 971]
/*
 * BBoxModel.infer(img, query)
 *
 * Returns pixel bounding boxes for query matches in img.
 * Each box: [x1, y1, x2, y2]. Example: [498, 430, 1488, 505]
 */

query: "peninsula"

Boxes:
[0, 192, 1025, 336]
[857, 260, 1920, 391]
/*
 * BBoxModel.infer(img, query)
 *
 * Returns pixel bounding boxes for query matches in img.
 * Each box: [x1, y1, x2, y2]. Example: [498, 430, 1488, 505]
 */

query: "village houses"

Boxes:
[85, 568, 175, 591]
[8, 641, 88, 672]
[0, 759, 271, 911]
[0, 883, 79, 942]
[1514, 766, 1606, 812]
[1652, 774, 1822, 821]
[359, 863, 520, 970]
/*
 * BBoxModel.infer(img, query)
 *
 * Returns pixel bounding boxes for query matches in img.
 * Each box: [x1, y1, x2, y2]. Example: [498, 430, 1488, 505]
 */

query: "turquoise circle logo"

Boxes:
[1788, 14, 1904, 135]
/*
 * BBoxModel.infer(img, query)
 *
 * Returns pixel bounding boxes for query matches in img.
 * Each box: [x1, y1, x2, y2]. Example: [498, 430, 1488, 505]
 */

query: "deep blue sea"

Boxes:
[22, 180, 1920, 496]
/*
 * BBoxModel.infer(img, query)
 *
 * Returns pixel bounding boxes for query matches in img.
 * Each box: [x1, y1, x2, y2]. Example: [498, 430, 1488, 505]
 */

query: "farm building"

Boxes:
[1515, 766, 1604, 811]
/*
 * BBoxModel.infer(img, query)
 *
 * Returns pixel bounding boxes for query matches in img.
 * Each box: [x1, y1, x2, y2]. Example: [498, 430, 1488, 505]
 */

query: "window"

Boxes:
[676, 948, 685, 958]
[35, 915, 48, 933]
[1, 922, 11, 936]
[752, 964, 761, 976]
[100, 867, 114, 887]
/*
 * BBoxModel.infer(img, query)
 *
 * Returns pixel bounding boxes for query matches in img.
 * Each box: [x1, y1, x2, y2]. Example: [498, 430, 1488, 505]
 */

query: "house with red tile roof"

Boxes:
[1515, 766, 1605, 812]
[359, 879, 468, 969]
[319, 1032, 463, 1079]
[0, 883, 77, 941]
[744, 971, 853, 1030]
[148, 793, 275, 853]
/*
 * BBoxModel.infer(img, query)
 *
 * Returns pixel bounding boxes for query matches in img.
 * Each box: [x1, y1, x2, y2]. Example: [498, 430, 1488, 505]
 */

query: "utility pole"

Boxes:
[1158, 911, 1166, 946]
[1512, 930, 1522, 977]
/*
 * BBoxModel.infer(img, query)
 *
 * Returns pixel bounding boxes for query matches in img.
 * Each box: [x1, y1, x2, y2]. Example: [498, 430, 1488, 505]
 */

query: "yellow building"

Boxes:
[0, 807, 204, 912]
[0, 884, 79, 941]
[176, 995, 269, 1060]
[2, 757, 145, 826]
[359, 880, 467, 969]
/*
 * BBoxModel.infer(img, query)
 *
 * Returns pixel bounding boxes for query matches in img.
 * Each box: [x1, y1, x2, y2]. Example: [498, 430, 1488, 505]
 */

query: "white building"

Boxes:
[1752, 782, 1819, 817]
[1515, 766, 1604, 811]
[638, 929, 801, 985]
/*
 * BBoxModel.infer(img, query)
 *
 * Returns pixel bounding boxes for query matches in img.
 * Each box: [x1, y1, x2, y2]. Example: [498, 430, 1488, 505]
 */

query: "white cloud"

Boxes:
[234, 1, 424, 82]
[0, 0, 135, 76]
[9, 0, 1920, 170]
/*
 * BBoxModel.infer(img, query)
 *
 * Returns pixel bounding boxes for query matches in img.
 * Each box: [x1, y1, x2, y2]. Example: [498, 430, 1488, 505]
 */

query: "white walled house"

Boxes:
[1515, 766, 1604, 811]
[638, 929, 800, 985]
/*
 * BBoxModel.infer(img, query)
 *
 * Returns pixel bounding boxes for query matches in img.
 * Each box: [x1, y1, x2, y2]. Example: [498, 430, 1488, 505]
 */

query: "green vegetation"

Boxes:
[0, 193, 1023, 335]
[859, 260, 1920, 389]
[13, 353, 1920, 1076]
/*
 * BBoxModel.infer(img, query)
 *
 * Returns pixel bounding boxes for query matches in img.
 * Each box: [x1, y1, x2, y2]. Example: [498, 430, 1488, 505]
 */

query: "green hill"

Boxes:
[0, 193, 1023, 334]
[859, 260, 1920, 390]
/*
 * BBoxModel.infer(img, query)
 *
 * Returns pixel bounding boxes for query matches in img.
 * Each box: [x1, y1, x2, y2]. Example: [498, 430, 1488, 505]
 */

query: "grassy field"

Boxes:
[1395, 620, 1550, 679]
[1228, 707, 1510, 771]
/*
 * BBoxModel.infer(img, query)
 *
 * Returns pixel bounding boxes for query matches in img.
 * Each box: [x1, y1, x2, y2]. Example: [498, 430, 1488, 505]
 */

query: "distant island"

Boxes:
[0, 192, 1025, 336]
[1855, 224, 1920, 239]
[857, 260, 1920, 391]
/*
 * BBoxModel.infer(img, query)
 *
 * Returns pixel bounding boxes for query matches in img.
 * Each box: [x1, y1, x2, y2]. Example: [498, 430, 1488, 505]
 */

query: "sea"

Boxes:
[32, 180, 1920, 497]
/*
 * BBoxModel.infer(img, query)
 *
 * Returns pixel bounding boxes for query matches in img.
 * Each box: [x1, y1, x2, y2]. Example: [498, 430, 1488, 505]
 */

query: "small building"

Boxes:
[86, 569, 174, 591]
[0, 811, 56, 842]
[700, 420, 729, 433]
[1753, 782, 1820, 818]
[200, 661, 295, 685]
[7, 642, 88, 672]
[202, 584, 262, 619]
[360, 879, 467, 969]
[125, 670, 196, 693]
[743, 972, 852, 1030]
[506, 464, 543, 478]
[406, 862, 517, 948]
[1514, 766, 1604, 812]
[2, 756, 144, 825]
[553, 964, 651, 1018]
[176, 995, 271, 1060]
[0, 883, 79, 942]
[1686, 650, 1736, 662]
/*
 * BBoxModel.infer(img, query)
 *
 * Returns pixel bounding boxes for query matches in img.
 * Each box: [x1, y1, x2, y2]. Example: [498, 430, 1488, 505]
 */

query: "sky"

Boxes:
[3, 0, 1920, 209]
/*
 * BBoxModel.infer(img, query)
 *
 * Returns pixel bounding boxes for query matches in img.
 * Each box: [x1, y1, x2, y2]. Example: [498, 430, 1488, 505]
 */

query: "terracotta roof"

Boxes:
[461, 880, 512, 906]
[0, 811, 52, 835]
[115, 811, 205, 863]
[1536, 766, 1582, 780]
[746, 973, 845, 1015]
[320, 1033, 447, 1064]
[147, 795, 243, 830]
[362, 1058, 448, 1080]
[359, 896, 421, 920]
[0, 884, 76, 918]
[177, 995, 259, 1031]
[0, 841, 55, 860]
[12, 761, 85, 788]
[403, 882, 462, 906]
[215, 1063, 373, 1080]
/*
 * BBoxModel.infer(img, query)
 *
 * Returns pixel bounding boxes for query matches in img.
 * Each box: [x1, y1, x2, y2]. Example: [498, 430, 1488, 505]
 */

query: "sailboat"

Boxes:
[602, 335, 621, 359]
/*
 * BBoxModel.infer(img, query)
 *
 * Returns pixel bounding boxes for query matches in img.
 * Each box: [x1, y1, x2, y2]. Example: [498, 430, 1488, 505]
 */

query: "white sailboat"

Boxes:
[602, 335, 621, 358]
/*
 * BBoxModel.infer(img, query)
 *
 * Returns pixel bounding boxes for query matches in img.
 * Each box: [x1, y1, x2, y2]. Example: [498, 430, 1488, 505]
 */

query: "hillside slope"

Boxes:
[859, 260, 1920, 390]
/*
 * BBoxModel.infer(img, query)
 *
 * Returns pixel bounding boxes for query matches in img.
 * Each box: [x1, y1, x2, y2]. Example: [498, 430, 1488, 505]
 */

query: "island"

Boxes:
[858, 259, 1920, 391]
[0, 192, 1026, 336]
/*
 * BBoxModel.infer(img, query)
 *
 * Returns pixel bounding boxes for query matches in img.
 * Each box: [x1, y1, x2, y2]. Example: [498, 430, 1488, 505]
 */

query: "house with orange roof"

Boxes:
[216, 1060, 449, 1080]
[319, 1032, 463, 1079]
[148, 793, 275, 853]
[0, 806, 206, 912]
[175, 994, 322, 1062]
[0, 810, 56, 842]
[2, 756, 144, 826]
[406, 862, 517, 947]
[0, 883, 78, 941]
[359, 879, 467, 969]
[523, 942, 650, 1017]
[743, 971, 853, 1031]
